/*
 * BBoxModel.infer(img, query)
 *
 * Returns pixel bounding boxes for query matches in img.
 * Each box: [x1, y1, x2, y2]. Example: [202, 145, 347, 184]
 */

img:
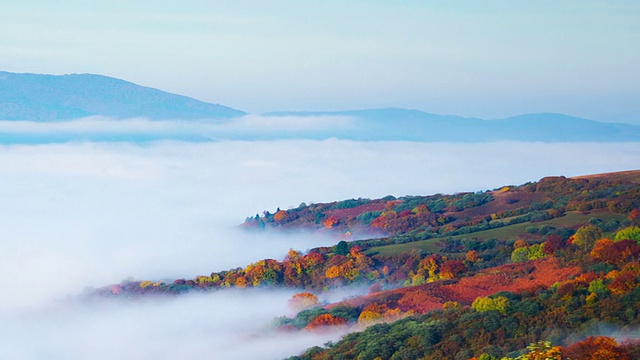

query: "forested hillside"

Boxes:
[90, 170, 640, 359]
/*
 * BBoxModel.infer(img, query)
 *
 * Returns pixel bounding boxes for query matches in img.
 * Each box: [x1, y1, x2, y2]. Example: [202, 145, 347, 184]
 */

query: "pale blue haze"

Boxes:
[0, 1, 638, 123]
[1, 3, 639, 359]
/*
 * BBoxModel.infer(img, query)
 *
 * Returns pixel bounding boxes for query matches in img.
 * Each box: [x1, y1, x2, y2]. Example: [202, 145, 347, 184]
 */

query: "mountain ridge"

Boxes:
[265, 108, 640, 142]
[1, 71, 639, 142]
[0, 71, 245, 120]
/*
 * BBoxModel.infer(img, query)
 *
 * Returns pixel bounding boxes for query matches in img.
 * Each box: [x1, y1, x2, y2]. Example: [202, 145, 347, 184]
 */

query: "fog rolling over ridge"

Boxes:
[0, 71, 639, 360]
[1, 71, 640, 143]
[1, 136, 639, 359]
[1, 1, 638, 356]
[1, 290, 349, 360]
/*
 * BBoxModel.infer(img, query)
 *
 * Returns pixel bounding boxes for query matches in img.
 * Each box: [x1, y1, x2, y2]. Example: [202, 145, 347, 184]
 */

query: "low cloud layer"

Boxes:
[0, 289, 349, 360]
[1, 140, 639, 308]
[0, 139, 638, 358]
[0, 115, 356, 141]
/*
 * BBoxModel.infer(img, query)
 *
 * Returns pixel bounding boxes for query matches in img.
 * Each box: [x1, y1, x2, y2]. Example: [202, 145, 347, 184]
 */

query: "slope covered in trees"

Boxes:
[243, 170, 640, 245]
[89, 170, 640, 359]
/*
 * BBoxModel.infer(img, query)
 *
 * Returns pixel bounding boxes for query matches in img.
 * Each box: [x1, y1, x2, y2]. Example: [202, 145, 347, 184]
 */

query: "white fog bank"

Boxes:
[1, 140, 638, 310]
[0, 289, 348, 360]
[0, 139, 638, 359]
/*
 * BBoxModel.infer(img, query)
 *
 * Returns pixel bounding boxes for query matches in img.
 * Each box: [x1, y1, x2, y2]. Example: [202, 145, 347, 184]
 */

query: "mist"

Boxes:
[1, 138, 639, 358]
[0, 115, 357, 143]
[0, 289, 349, 360]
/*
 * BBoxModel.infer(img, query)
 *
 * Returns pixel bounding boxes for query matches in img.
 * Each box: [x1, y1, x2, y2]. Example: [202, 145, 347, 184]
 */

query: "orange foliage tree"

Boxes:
[302, 251, 325, 268]
[465, 250, 479, 263]
[273, 210, 288, 222]
[323, 216, 339, 228]
[513, 239, 529, 249]
[305, 313, 347, 330]
[515, 341, 563, 360]
[235, 276, 248, 288]
[412, 204, 430, 215]
[325, 265, 342, 279]
[357, 303, 390, 325]
[563, 336, 630, 360]
[289, 292, 320, 311]
[420, 254, 440, 280]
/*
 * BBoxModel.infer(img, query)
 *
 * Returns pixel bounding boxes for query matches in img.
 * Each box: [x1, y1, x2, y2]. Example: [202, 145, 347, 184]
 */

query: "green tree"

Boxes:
[572, 225, 603, 251]
[472, 296, 510, 315]
[615, 226, 640, 244]
[588, 279, 608, 297]
[511, 247, 530, 262]
[335, 240, 350, 256]
[528, 243, 546, 260]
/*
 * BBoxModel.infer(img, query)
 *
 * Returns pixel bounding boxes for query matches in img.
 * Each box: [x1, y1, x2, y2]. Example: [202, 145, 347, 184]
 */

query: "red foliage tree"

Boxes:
[608, 271, 638, 295]
[303, 251, 325, 268]
[543, 235, 565, 255]
[305, 313, 347, 330]
[629, 208, 640, 224]
[439, 260, 467, 279]
[399, 209, 412, 217]
[349, 245, 363, 257]
[563, 336, 630, 360]
[591, 239, 640, 267]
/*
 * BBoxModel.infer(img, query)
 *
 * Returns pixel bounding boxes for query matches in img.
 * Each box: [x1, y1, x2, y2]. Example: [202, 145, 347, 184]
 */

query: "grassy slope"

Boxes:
[367, 210, 628, 257]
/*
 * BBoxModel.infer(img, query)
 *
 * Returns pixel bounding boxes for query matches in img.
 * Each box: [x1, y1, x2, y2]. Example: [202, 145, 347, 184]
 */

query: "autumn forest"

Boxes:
[89, 170, 640, 359]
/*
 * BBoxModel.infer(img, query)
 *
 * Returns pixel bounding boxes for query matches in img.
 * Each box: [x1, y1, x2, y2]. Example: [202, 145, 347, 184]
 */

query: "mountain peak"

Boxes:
[0, 71, 245, 121]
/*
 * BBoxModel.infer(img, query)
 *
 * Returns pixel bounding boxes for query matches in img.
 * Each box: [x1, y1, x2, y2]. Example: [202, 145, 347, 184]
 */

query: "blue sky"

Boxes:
[1, 1, 639, 123]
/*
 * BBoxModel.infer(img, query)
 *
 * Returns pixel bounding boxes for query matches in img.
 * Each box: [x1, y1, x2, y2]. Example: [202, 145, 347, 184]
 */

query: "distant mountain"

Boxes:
[0, 71, 245, 121]
[494, 113, 640, 141]
[1, 71, 638, 142]
[266, 108, 640, 142]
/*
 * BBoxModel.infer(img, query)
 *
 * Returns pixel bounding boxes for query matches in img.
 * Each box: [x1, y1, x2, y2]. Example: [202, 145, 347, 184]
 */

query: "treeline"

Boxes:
[243, 173, 640, 248]
[85, 171, 640, 359]
[94, 241, 476, 297]
[285, 225, 640, 359]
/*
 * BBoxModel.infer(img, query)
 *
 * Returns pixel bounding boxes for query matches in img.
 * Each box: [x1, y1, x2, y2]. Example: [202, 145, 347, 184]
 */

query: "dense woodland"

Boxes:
[90, 170, 640, 359]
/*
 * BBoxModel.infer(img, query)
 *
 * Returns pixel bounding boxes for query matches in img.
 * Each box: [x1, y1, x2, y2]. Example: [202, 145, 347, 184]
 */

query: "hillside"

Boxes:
[0, 71, 245, 121]
[89, 170, 640, 359]
[243, 170, 640, 243]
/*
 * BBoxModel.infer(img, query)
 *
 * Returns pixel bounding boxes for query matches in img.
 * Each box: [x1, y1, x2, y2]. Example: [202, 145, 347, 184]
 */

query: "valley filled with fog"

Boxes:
[1, 135, 639, 359]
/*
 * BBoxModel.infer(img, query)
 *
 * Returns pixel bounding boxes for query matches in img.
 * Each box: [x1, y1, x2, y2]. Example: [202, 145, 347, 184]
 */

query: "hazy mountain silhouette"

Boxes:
[0, 71, 245, 121]
[1, 71, 638, 142]
[266, 108, 640, 142]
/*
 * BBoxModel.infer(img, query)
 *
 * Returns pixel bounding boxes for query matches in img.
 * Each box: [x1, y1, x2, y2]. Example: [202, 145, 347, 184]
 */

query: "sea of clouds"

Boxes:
[1, 120, 639, 359]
